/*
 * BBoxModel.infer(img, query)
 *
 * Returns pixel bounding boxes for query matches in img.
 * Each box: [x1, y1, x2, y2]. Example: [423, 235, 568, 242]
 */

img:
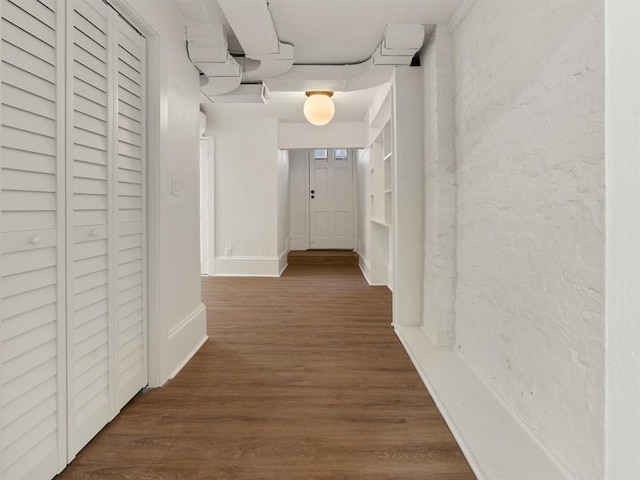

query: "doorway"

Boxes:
[308, 149, 354, 249]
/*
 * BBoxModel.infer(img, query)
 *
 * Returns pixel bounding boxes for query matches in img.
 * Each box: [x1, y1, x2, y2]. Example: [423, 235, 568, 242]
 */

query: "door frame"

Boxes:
[199, 138, 209, 275]
[307, 148, 355, 250]
[200, 136, 215, 275]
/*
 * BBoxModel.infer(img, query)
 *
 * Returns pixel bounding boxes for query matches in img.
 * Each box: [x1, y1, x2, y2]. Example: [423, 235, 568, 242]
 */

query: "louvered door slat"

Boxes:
[2, 62, 56, 102]
[0, 0, 66, 477]
[2, 1, 56, 49]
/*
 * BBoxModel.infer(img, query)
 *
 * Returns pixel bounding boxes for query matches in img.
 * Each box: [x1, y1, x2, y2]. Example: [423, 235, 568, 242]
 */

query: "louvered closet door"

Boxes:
[114, 16, 146, 409]
[66, 0, 113, 459]
[0, 1, 67, 479]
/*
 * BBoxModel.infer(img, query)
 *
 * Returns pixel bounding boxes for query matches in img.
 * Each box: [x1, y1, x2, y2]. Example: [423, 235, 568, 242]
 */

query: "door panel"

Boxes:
[114, 14, 146, 413]
[0, 0, 67, 478]
[66, 0, 112, 459]
[309, 149, 354, 249]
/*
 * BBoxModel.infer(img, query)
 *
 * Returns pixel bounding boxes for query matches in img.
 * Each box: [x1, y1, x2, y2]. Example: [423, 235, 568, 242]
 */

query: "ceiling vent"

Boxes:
[206, 83, 270, 104]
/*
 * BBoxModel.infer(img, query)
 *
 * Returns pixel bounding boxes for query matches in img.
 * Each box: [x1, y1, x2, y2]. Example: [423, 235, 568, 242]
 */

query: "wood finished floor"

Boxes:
[56, 264, 475, 479]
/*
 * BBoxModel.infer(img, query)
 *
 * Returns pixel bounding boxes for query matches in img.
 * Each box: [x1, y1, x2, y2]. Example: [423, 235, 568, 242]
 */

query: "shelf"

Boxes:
[371, 218, 391, 228]
[383, 121, 392, 157]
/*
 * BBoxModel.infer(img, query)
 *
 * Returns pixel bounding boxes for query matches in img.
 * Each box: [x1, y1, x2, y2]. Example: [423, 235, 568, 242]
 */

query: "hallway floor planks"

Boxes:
[56, 264, 475, 479]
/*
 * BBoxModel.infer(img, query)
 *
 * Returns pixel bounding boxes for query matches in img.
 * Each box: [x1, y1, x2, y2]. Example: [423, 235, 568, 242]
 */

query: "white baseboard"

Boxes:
[214, 256, 281, 277]
[394, 326, 572, 480]
[358, 254, 388, 287]
[167, 303, 208, 381]
[278, 247, 289, 276]
[359, 254, 372, 284]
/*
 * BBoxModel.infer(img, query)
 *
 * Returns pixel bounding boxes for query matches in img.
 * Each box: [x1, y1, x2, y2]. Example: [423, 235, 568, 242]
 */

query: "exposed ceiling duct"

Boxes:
[217, 0, 295, 83]
[373, 24, 425, 65]
[264, 25, 425, 93]
[185, 0, 426, 101]
[187, 22, 242, 96]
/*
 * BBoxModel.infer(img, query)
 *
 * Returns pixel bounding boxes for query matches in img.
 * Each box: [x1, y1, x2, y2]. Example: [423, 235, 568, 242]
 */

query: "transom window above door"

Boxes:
[314, 149, 328, 159]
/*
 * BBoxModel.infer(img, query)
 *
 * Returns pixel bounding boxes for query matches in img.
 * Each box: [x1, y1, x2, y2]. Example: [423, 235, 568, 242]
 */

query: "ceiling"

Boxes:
[175, 0, 463, 121]
[268, 0, 461, 65]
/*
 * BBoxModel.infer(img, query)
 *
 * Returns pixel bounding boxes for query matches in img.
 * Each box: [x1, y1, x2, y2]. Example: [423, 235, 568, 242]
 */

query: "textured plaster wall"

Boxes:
[452, 1, 605, 477]
[421, 26, 457, 345]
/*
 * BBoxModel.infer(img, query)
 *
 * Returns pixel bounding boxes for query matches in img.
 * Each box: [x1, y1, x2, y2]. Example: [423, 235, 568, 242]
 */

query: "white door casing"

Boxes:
[199, 138, 208, 275]
[309, 149, 354, 250]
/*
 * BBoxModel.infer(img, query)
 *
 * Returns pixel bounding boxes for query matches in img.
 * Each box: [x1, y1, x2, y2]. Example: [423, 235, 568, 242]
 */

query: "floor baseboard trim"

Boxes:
[358, 255, 372, 284]
[169, 335, 208, 380]
[278, 248, 289, 276]
[166, 303, 208, 382]
[394, 326, 572, 480]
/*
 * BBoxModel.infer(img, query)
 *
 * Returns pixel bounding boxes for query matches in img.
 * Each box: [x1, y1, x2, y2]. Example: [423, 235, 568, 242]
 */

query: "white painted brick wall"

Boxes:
[452, 1, 604, 478]
[421, 26, 457, 345]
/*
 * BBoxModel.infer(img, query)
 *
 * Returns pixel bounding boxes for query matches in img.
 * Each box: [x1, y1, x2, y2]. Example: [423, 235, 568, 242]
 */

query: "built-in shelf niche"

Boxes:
[370, 119, 393, 227]
[366, 83, 394, 288]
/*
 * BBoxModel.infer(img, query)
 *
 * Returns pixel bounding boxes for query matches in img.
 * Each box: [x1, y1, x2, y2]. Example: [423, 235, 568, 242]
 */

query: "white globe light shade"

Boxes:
[303, 92, 335, 126]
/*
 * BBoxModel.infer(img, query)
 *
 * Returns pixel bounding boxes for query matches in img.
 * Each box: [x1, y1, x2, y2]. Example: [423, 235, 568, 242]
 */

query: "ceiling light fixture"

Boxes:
[303, 91, 335, 126]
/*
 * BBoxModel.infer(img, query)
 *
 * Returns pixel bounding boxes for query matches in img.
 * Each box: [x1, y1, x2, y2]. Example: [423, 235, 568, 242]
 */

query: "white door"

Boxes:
[65, 0, 113, 459]
[0, 0, 68, 478]
[199, 139, 209, 275]
[114, 13, 147, 417]
[309, 149, 354, 249]
[1, 0, 147, 476]
[66, 0, 147, 460]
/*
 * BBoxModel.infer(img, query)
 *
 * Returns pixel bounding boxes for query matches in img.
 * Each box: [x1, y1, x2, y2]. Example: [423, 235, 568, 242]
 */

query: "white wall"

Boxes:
[206, 118, 282, 276]
[277, 149, 290, 272]
[420, 26, 456, 345]
[121, 0, 206, 385]
[452, 1, 605, 478]
[605, 2, 640, 478]
[279, 122, 366, 149]
[289, 150, 309, 251]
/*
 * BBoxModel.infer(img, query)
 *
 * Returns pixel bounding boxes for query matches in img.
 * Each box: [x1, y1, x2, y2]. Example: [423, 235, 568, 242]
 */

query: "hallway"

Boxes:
[56, 265, 474, 479]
